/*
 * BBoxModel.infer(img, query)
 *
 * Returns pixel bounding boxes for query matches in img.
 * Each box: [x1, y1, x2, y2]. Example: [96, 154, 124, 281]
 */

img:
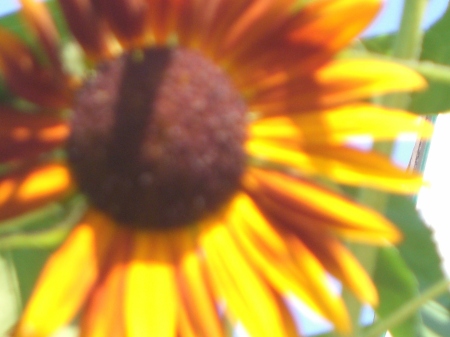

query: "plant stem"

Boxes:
[362, 279, 450, 337]
[343, 0, 428, 335]
[392, 0, 428, 60]
[382, 0, 428, 110]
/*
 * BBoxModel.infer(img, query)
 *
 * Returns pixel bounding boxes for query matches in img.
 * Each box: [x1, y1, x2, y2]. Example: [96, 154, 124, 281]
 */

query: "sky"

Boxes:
[417, 114, 450, 276]
[363, 0, 450, 279]
[0, 0, 23, 15]
[0, 0, 449, 336]
[364, 0, 447, 37]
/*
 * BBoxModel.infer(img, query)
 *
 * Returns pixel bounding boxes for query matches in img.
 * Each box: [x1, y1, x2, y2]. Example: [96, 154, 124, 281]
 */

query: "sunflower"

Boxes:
[0, 0, 431, 336]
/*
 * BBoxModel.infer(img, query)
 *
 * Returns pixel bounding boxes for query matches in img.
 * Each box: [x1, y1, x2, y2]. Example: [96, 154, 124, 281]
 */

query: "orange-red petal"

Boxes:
[0, 108, 68, 162]
[246, 60, 426, 113]
[0, 29, 72, 108]
[19, 0, 62, 71]
[147, 0, 179, 44]
[94, 0, 151, 48]
[243, 168, 401, 244]
[229, 0, 382, 86]
[57, 0, 117, 60]
[205, 0, 295, 61]
[294, 228, 378, 305]
[0, 163, 74, 221]
[247, 140, 425, 194]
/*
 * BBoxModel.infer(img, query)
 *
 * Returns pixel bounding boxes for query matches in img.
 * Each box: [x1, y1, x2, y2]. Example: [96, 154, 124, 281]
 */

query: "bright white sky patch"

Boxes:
[417, 114, 450, 277]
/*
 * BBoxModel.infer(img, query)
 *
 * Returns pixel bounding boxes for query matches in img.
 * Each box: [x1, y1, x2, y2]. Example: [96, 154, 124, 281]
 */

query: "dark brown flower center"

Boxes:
[67, 47, 247, 229]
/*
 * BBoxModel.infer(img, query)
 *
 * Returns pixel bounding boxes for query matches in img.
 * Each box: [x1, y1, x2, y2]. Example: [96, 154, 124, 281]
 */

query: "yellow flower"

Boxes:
[0, 0, 431, 336]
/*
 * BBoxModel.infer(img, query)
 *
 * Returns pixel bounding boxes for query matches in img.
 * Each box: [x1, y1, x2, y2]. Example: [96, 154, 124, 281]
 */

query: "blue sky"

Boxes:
[0, 0, 21, 16]
[364, 0, 447, 37]
[362, 0, 448, 168]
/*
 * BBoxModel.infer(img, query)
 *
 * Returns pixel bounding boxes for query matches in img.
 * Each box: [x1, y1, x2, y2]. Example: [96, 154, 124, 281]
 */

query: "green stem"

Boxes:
[362, 279, 450, 337]
[0, 197, 87, 250]
[365, 0, 427, 245]
[392, 0, 428, 60]
[0, 203, 65, 235]
[344, 1, 428, 334]
[382, 0, 428, 109]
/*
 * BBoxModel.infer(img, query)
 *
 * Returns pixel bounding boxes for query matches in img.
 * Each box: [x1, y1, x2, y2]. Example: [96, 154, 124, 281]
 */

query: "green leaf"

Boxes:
[364, 279, 450, 337]
[373, 246, 421, 337]
[409, 3, 450, 114]
[11, 248, 52, 306]
[0, 195, 87, 251]
[338, 189, 450, 336]
[373, 194, 450, 337]
[361, 4, 450, 114]
[385, 195, 450, 305]
[361, 34, 395, 56]
[0, 252, 21, 336]
[0, 196, 86, 308]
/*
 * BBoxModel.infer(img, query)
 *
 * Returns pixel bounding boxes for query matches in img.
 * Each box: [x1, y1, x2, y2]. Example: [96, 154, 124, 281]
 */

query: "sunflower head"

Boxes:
[68, 47, 247, 229]
[0, 0, 432, 336]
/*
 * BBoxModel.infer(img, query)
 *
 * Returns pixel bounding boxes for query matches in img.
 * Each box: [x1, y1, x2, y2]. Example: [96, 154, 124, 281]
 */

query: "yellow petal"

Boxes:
[0, 163, 74, 221]
[15, 210, 117, 337]
[249, 103, 433, 145]
[247, 139, 425, 194]
[291, 0, 381, 51]
[243, 168, 401, 244]
[126, 231, 177, 337]
[248, 60, 426, 114]
[201, 222, 300, 337]
[228, 193, 351, 332]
